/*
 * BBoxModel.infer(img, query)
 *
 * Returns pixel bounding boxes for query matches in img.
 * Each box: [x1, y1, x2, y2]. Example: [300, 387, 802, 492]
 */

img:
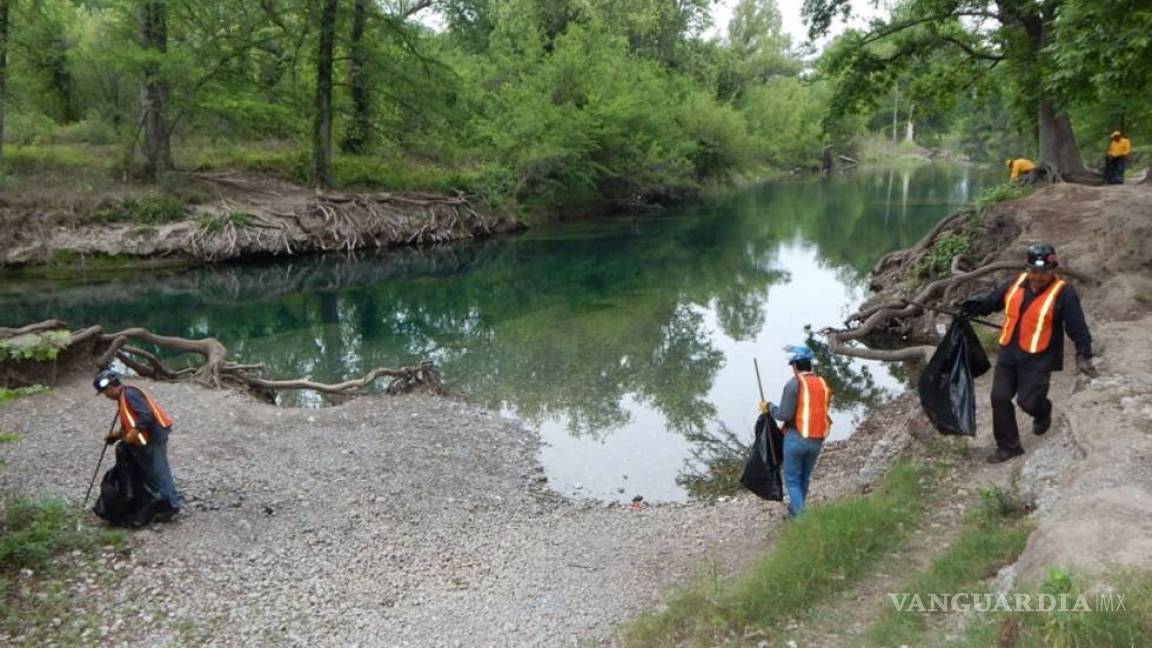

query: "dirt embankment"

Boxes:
[862, 182, 1152, 582]
[0, 172, 524, 268]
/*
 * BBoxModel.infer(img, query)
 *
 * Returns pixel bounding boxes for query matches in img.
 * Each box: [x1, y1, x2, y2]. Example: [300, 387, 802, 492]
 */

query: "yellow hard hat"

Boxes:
[1111, 131, 1122, 137]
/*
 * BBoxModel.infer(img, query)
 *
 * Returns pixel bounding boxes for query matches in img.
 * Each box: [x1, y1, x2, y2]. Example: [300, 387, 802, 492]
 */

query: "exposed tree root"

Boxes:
[2, 320, 444, 400]
[186, 186, 507, 262]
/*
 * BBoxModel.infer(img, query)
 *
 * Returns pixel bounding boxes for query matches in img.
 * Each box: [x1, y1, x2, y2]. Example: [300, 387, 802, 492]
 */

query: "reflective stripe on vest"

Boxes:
[795, 373, 832, 440]
[118, 386, 173, 445]
[998, 273, 1067, 353]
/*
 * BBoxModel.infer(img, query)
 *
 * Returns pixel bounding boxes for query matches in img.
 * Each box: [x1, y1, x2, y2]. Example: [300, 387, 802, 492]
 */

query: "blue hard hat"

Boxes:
[784, 345, 813, 365]
[93, 368, 122, 393]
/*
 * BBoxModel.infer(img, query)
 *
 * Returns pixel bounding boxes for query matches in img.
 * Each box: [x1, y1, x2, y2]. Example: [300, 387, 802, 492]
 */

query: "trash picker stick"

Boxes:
[901, 298, 1000, 330]
[83, 412, 119, 507]
[753, 358, 779, 466]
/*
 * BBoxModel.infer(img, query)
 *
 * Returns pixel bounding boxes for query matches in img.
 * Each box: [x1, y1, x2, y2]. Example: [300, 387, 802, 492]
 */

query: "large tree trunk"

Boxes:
[312, 0, 339, 188]
[0, 0, 9, 169]
[140, 1, 173, 179]
[342, 0, 370, 154]
[1037, 99, 1088, 179]
[1017, 9, 1088, 180]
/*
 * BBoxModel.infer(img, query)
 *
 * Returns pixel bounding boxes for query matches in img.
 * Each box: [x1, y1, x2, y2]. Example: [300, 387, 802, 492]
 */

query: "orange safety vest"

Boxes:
[794, 373, 832, 440]
[118, 386, 173, 446]
[998, 273, 1067, 353]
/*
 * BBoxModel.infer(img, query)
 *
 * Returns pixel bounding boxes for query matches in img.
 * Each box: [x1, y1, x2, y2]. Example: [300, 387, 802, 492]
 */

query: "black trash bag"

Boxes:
[740, 413, 785, 500]
[93, 457, 176, 527]
[93, 462, 141, 526]
[918, 316, 991, 436]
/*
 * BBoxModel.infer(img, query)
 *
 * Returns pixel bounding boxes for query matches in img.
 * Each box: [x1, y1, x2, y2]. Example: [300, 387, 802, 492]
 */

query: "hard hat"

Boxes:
[1025, 243, 1058, 271]
[1110, 131, 1122, 138]
[93, 368, 122, 393]
[783, 345, 814, 365]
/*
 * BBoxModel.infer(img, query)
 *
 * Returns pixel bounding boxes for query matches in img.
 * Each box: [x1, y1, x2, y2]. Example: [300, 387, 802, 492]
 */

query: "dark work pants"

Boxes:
[1104, 156, 1127, 184]
[990, 358, 1052, 452]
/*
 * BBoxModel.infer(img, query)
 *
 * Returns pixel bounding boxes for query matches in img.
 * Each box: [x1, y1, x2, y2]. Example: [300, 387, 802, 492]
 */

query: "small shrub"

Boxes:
[974, 486, 1024, 528]
[0, 333, 72, 363]
[912, 229, 973, 279]
[50, 119, 119, 146]
[3, 112, 58, 146]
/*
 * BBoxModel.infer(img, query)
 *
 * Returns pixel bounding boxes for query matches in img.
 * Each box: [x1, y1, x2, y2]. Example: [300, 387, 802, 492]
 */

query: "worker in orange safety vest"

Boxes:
[957, 244, 1096, 464]
[759, 346, 832, 517]
[93, 369, 184, 526]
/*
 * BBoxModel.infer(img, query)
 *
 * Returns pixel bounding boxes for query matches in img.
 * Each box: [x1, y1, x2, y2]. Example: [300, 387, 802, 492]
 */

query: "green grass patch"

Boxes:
[861, 486, 1031, 647]
[942, 568, 1152, 648]
[2, 144, 114, 172]
[976, 182, 1033, 210]
[94, 194, 188, 225]
[0, 498, 123, 640]
[0, 497, 123, 571]
[197, 211, 258, 234]
[185, 144, 504, 200]
[0, 385, 50, 405]
[185, 145, 309, 180]
[624, 461, 931, 647]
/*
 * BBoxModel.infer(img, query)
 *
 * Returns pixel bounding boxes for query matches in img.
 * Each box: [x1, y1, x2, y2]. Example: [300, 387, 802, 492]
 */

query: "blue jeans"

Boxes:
[782, 430, 823, 518]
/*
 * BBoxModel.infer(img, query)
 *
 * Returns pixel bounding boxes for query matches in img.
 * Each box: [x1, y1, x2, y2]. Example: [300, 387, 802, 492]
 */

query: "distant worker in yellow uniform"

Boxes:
[1006, 158, 1035, 183]
[1104, 131, 1132, 184]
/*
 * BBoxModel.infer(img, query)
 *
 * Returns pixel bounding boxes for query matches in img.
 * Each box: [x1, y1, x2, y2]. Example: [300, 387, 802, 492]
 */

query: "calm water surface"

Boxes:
[0, 165, 995, 501]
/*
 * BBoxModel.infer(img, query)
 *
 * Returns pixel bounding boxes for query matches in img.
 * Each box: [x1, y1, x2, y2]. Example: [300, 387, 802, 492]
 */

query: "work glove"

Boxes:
[758, 400, 770, 415]
[1076, 354, 1098, 378]
[955, 298, 983, 317]
[104, 434, 119, 446]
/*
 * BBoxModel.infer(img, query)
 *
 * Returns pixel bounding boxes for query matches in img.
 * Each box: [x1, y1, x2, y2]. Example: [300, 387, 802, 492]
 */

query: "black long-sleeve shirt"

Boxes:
[122, 387, 169, 434]
[967, 276, 1092, 372]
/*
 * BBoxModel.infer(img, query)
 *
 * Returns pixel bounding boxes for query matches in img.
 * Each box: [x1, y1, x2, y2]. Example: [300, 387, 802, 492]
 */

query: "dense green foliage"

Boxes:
[1, 0, 1147, 214]
[0, 0, 842, 216]
[805, 0, 1152, 174]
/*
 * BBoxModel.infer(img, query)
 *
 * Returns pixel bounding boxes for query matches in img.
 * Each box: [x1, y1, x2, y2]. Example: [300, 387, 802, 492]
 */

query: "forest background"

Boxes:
[0, 0, 1148, 220]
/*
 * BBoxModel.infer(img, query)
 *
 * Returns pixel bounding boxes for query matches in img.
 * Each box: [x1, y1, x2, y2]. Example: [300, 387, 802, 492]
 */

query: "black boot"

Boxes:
[987, 447, 1025, 464]
[1032, 413, 1052, 436]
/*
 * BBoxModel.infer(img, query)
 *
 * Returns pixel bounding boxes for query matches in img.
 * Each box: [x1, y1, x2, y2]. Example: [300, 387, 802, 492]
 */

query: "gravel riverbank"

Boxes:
[1, 376, 789, 647]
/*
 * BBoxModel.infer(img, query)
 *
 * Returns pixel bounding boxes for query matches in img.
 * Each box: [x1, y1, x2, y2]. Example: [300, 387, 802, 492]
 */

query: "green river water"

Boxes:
[0, 165, 996, 502]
